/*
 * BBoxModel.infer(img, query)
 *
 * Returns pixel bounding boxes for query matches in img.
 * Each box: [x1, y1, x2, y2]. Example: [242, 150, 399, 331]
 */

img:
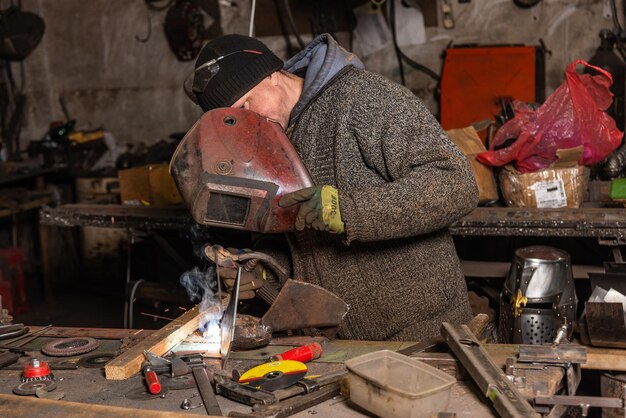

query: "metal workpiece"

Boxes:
[498, 246, 577, 345]
[191, 365, 222, 416]
[534, 395, 626, 417]
[441, 323, 540, 418]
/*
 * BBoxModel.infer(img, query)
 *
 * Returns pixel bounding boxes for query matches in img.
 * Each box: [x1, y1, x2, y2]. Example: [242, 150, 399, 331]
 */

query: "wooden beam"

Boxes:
[105, 306, 201, 380]
[0, 393, 220, 418]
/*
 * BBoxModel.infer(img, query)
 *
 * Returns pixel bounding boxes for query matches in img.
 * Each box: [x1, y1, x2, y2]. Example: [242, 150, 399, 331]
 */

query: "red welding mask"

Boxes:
[170, 108, 313, 233]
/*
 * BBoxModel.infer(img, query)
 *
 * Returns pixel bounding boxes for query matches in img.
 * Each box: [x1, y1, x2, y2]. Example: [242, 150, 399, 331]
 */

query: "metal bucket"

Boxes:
[498, 246, 577, 344]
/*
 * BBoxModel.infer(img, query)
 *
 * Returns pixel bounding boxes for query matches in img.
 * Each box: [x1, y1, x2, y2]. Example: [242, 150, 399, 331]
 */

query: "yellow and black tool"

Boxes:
[238, 360, 307, 391]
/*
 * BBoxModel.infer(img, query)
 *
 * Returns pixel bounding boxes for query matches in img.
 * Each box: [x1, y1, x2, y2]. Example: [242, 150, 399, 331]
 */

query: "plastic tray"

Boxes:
[345, 349, 455, 418]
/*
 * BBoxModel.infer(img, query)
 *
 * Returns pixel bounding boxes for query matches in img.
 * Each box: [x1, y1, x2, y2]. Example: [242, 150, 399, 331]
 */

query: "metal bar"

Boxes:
[441, 323, 540, 418]
[0, 325, 53, 349]
[192, 366, 222, 416]
[535, 394, 624, 408]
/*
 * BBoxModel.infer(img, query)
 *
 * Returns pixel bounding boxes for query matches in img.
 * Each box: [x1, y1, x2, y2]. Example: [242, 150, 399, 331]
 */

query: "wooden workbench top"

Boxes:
[0, 326, 498, 417]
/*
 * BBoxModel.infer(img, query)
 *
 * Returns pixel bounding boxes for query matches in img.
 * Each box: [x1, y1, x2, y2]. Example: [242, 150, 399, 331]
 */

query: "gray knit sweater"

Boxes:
[278, 64, 479, 341]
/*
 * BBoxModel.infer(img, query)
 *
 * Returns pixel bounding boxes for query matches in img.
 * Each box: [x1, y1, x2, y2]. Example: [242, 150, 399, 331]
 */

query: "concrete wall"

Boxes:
[18, 0, 623, 147]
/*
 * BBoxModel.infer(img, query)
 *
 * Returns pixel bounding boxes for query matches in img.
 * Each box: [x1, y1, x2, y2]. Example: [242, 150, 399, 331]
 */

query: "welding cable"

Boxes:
[249, 0, 257, 36]
[284, 0, 306, 49]
[124, 279, 145, 329]
[388, 0, 440, 84]
[610, 0, 626, 61]
[273, 0, 297, 55]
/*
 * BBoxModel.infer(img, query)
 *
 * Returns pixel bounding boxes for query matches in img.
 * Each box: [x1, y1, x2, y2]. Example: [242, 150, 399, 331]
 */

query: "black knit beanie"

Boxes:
[193, 34, 284, 112]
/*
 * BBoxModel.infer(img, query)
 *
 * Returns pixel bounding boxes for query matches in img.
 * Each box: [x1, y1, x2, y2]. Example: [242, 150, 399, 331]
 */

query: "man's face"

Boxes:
[230, 74, 291, 130]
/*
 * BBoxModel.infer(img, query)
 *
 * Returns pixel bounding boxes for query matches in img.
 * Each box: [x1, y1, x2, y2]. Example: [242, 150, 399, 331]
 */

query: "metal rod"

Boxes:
[1, 324, 53, 348]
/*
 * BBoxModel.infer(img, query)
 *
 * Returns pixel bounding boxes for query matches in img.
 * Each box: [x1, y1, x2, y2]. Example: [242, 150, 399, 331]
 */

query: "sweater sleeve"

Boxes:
[339, 82, 479, 243]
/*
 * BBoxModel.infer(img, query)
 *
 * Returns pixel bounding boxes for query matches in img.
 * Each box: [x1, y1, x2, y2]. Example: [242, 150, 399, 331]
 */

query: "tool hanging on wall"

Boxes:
[163, 0, 220, 61]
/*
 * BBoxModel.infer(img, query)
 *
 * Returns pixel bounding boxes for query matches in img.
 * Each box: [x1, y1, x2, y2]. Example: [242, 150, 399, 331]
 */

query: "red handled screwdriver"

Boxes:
[271, 342, 323, 363]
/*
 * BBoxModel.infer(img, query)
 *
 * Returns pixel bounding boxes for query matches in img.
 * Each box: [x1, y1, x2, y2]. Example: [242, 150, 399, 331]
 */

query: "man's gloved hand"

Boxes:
[278, 186, 345, 234]
[213, 247, 265, 300]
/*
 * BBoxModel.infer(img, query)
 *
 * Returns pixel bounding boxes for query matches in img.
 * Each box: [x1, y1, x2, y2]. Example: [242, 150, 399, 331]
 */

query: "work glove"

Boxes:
[278, 186, 345, 234]
[204, 246, 265, 300]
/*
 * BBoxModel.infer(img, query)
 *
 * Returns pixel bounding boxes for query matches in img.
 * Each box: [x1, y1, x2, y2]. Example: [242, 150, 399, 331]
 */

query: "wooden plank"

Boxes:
[0, 393, 219, 418]
[104, 306, 201, 380]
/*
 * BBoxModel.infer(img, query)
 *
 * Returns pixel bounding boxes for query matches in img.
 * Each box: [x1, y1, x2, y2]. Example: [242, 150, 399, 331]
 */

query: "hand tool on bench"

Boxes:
[441, 322, 540, 418]
[270, 343, 323, 363]
[228, 380, 343, 418]
[214, 369, 346, 406]
[142, 350, 170, 395]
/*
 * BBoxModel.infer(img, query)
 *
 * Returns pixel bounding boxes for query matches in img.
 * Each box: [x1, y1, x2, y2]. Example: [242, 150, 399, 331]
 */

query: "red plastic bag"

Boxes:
[477, 59, 624, 173]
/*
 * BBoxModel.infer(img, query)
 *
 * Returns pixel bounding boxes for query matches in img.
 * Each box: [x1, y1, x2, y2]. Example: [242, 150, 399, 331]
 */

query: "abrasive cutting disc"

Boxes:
[41, 337, 99, 357]
[13, 379, 56, 396]
[77, 353, 116, 368]
[238, 360, 307, 391]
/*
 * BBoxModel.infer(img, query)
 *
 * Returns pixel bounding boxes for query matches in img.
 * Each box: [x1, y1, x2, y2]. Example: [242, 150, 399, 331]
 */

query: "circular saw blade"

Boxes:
[238, 360, 307, 391]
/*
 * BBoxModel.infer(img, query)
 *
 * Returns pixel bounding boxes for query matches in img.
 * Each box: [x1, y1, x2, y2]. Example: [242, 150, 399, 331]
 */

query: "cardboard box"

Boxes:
[446, 127, 499, 205]
[499, 148, 589, 208]
[118, 164, 182, 206]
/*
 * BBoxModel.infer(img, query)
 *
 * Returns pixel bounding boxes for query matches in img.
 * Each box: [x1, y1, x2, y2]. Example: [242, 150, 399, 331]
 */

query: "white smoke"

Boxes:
[179, 265, 222, 343]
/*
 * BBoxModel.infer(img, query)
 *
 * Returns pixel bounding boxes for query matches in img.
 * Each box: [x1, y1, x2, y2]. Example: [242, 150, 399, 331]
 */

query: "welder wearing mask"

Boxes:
[184, 33, 479, 342]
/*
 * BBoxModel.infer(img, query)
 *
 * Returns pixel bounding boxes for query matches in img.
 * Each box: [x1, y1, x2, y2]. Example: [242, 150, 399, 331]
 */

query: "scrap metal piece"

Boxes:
[163, 375, 196, 390]
[41, 337, 99, 357]
[0, 326, 28, 340]
[77, 353, 117, 368]
[261, 280, 349, 332]
[36, 388, 65, 400]
[13, 379, 57, 396]
[192, 365, 222, 416]
[535, 395, 625, 417]
[144, 350, 171, 368]
[441, 323, 540, 418]
[221, 266, 240, 369]
[214, 372, 279, 406]
[518, 344, 587, 364]
[170, 354, 192, 377]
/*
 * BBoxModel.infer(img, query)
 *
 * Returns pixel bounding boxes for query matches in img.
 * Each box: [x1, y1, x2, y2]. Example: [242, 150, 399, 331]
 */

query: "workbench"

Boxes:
[2, 324, 626, 417]
[0, 326, 501, 417]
